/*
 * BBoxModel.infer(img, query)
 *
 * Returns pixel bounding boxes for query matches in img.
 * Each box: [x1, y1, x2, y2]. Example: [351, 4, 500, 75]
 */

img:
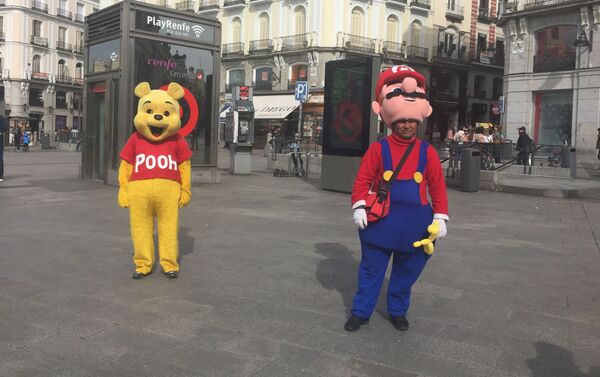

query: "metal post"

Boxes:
[297, 101, 303, 138]
[569, 147, 577, 178]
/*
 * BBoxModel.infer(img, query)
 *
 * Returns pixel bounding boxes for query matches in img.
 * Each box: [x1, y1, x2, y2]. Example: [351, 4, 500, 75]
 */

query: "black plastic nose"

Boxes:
[154, 114, 163, 120]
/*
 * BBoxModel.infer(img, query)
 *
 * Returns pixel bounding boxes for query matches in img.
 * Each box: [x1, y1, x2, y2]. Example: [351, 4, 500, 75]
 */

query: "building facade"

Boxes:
[99, 0, 504, 147]
[498, 0, 600, 169]
[0, 0, 99, 145]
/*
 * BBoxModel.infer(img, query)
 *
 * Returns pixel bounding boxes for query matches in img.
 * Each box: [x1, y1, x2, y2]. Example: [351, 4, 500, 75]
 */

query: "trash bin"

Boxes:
[460, 148, 480, 192]
[41, 133, 50, 149]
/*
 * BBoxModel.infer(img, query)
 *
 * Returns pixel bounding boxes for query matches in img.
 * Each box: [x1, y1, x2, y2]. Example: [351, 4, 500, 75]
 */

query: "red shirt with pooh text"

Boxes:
[120, 132, 192, 183]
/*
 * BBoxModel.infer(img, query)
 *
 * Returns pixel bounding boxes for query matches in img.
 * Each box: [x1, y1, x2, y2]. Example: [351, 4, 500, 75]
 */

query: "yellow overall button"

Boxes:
[413, 172, 423, 184]
[383, 170, 394, 181]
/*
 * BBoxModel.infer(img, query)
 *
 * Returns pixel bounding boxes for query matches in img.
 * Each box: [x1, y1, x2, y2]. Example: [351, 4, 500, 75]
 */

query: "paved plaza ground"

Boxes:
[1, 148, 599, 377]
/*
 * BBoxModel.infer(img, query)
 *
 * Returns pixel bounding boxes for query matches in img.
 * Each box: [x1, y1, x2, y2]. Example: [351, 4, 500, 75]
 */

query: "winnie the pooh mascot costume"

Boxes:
[118, 82, 192, 279]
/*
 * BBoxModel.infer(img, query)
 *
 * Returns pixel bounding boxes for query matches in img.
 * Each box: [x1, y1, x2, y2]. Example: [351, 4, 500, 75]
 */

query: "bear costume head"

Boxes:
[133, 82, 185, 142]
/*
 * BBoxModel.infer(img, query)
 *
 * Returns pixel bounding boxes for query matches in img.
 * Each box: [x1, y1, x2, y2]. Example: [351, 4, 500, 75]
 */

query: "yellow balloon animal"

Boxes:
[413, 220, 440, 255]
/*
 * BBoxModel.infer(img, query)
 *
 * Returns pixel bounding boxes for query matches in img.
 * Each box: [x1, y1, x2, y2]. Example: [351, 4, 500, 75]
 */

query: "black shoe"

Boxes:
[132, 271, 150, 279]
[164, 271, 178, 279]
[389, 315, 409, 331]
[344, 315, 369, 332]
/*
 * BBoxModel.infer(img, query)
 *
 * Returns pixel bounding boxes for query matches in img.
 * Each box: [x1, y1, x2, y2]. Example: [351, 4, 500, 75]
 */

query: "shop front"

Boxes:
[252, 94, 299, 149]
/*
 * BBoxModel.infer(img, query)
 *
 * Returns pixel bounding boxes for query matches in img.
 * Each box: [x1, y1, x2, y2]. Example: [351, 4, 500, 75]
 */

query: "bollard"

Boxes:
[569, 147, 576, 178]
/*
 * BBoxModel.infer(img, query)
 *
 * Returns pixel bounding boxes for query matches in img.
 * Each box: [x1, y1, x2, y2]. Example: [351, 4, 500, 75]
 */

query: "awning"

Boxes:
[254, 95, 299, 120]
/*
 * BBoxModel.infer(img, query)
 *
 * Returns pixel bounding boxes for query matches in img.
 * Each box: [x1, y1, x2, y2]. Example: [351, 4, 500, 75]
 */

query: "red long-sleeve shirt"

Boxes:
[351, 134, 449, 216]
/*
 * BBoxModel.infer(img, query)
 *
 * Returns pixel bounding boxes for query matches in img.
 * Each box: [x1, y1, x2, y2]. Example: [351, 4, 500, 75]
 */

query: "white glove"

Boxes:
[352, 200, 368, 230]
[353, 208, 368, 230]
[433, 214, 448, 239]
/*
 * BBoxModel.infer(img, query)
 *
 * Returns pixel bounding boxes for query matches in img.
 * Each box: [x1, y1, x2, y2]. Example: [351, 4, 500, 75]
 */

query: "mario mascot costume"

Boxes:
[345, 65, 449, 332]
[118, 82, 192, 280]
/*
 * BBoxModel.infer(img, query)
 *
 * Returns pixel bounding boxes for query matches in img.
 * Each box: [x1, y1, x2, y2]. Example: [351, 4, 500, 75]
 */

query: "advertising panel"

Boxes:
[322, 58, 373, 157]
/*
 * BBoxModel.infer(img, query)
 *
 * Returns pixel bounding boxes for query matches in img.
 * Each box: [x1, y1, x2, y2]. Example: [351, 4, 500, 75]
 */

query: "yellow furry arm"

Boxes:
[178, 159, 192, 208]
[118, 160, 133, 208]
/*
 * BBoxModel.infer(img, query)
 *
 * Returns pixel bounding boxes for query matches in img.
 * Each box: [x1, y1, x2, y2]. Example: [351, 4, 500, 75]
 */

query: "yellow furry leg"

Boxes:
[154, 179, 181, 273]
[128, 180, 156, 274]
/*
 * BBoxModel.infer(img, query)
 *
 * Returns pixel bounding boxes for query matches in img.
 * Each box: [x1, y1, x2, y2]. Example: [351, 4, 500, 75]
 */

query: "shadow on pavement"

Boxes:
[314, 242, 359, 314]
[179, 227, 195, 258]
[526, 341, 600, 377]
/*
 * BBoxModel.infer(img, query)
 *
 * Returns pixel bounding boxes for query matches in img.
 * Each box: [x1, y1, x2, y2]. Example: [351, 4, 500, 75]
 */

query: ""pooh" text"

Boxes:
[135, 154, 178, 173]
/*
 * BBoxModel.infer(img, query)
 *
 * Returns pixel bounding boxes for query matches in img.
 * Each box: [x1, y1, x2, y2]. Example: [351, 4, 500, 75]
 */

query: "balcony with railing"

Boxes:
[249, 39, 274, 53]
[410, 0, 430, 9]
[199, 0, 220, 10]
[74, 44, 84, 55]
[0, 0, 5, 6]
[55, 74, 72, 84]
[224, 0, 245, 7]
[156, 0, 169, 6]
[222, 42, 245, 57]
[382, 41, 405, 58]
[57, 8, 72, 20]
[31, 71, 49, 81]
[73, 78, 84, 85]
[433, 43, 469, 63]
[533, 52, 575, 73]
[56, 40, 72, 52]
[75, 13, 85, 23]
[31, 0, 48, 12]
[478, 7, 492, 22]
[406, 45, 429, 60]
[0, 31, 4, 41]
[175, 0, 195, 11]
[31, 35, 48, 47]
[386, 0, 408, 5]
[281, 32, 313, 51]
[524, 0, 577, 11]
[344, 34, 378, 54]
[446, 4, 464, 22]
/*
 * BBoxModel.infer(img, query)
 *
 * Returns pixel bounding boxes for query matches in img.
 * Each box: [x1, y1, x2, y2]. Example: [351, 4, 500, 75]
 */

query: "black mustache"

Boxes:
[385, 89, 428, 100]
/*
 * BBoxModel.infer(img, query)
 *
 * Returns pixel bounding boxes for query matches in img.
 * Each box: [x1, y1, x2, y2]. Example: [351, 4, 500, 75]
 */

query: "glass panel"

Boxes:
[88, 39, 120, 73]
[536, 91, 572, 146]
[56, 91, 67, 109]
[134, 38, 215, 165]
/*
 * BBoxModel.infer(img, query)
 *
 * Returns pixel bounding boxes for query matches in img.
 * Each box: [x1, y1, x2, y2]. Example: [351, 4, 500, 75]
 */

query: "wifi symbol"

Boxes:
[192, 25, 204, 38]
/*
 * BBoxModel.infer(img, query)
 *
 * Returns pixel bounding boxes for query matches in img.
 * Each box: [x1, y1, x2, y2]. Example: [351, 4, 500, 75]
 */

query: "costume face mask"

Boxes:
[133, 82, 185, 142]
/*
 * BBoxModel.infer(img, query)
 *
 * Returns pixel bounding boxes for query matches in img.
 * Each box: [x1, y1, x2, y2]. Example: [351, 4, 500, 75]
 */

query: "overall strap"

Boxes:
[379, 139, 393, 172]
[417, 141, 429, 173]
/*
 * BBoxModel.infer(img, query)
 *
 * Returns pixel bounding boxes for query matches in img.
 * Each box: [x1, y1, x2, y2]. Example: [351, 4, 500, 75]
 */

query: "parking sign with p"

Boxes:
[295, 81, 309, 102]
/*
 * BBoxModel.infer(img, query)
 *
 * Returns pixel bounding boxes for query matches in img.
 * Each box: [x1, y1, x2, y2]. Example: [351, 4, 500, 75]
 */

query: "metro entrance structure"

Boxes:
[82, 0, 221, 184]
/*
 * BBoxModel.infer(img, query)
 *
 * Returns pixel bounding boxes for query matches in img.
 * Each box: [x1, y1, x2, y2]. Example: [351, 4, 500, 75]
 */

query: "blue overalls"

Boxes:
[352, 139, 433, 319]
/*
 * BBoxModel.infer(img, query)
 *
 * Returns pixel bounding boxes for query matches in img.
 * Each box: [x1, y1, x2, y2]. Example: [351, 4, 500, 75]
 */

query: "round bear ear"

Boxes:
[134, 82, 151, 98]
[166, 82, 184, 100]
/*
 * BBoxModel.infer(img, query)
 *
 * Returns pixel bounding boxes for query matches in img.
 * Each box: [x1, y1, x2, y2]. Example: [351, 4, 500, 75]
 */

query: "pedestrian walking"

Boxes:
[347, 65, 448, 333]
[516, 126, 533, 165]
[22, 132, 30, 152]
[14, 127, 22, 151]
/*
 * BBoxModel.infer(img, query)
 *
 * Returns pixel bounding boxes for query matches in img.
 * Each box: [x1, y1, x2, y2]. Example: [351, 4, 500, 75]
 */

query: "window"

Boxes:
[33, 20, 42, 37]
[29, 87, 44, 107]
[492, 78, 503, 99]
[228, 68, 245, 90]
[58, 27, 66, 42]
[534, 26, 577, 72]
[350, 7, 364, 37]
[232, 17, 241, 44]
[75, 62, 83, 79]
[32, 55, 41, 72]
[474, 75, 486, 98]
[294, 6, 306, 35]
[254, 66, 272, 91]
[291, 64, 308, 83]
[58, 59, 67, 78]
[386, 15, 398, 43]
[77, 3, 84, 15]
[411, 21, 422, 46]
[477, 33, 487, 55]
[259, 13, 269, 40]
[56, 91, 67, 109]
[0, 17, 4, 33]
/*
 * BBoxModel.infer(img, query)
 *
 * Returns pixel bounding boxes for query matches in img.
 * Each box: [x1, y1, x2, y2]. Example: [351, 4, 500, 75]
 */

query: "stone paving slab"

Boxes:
[1, 149, 600, 377]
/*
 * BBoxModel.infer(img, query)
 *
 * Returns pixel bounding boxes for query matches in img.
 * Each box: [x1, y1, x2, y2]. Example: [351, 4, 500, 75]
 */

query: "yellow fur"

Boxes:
[119, 82, 192, 274]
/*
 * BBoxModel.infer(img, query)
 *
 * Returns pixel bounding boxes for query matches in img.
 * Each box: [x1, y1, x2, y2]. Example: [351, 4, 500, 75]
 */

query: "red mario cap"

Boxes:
[375, 65, 427, 99]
